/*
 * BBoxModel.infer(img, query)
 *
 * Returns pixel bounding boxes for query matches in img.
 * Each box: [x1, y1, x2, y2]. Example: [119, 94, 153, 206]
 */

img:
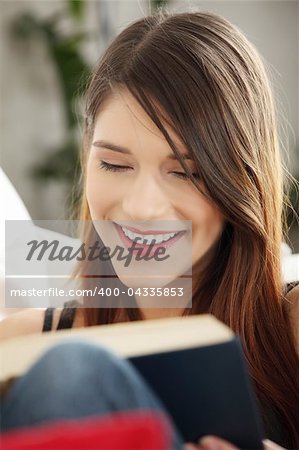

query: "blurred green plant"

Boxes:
[68, 0, 85, 20]
[11, 0, 90, 183]
[151, 0, 168, 9]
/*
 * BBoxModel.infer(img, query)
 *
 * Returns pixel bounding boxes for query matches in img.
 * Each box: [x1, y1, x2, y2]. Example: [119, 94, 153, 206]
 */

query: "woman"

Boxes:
[1, 11, 298, 449]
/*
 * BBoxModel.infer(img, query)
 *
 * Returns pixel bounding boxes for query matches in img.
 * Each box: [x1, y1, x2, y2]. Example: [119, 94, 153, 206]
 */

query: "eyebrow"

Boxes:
[92, 140, 193, 160]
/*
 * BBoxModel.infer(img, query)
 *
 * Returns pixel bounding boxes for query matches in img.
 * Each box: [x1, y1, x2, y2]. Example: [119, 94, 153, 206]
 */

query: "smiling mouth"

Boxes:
[113, 222, 186, 245]
[113, 222, 186, 254]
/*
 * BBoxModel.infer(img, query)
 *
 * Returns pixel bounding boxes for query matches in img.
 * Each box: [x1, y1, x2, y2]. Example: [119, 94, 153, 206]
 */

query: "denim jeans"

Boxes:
[0, 340, 184, 449]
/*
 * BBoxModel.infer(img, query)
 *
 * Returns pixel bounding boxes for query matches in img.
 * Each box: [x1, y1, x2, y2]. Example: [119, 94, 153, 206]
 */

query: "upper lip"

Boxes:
[114, 222, 185, 235]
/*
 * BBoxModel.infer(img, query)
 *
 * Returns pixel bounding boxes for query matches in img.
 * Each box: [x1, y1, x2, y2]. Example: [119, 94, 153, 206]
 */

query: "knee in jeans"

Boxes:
[37, 340, 122, 374]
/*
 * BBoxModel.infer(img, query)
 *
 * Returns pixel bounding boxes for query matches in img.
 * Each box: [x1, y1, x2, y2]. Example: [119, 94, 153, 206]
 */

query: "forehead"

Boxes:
[93, 88, 187, 154]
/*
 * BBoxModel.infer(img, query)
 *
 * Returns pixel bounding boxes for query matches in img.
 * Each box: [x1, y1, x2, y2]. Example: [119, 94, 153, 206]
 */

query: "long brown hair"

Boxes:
[76, 11, 299, 446]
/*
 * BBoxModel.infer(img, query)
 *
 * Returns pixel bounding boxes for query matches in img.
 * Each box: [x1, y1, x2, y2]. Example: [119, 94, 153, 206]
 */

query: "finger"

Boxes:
[184, 443, 200, 450]
[263, 439, 286, 450]
[198, 436, 239, 450]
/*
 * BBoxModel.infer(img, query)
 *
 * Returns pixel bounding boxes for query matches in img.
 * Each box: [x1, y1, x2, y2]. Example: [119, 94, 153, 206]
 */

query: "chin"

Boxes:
[118, 275, 177, 289]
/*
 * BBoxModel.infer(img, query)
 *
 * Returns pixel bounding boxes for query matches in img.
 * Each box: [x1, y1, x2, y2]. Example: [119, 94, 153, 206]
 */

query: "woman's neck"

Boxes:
[140, 308, 186, 321]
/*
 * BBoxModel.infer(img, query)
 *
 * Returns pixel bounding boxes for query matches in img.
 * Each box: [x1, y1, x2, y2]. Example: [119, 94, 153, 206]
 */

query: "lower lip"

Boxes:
[114, 223, 186, 258]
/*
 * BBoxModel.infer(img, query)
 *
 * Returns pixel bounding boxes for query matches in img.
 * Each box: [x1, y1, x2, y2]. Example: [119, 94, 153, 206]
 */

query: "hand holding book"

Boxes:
[184, 436, 285, 450]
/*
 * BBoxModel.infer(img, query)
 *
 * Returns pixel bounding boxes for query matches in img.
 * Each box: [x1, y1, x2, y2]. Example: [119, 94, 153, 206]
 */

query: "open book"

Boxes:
[0, 314, 264, 447]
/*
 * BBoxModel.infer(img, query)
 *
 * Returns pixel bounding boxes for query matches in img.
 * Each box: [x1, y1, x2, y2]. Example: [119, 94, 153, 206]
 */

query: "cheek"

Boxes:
[191, 197, 224, 242]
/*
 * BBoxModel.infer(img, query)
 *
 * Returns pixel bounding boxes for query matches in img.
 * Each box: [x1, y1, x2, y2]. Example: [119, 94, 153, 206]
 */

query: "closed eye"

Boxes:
[98, 161, 200, 180]
[98, 161, 132, 172]
[172, 172, 201, 180]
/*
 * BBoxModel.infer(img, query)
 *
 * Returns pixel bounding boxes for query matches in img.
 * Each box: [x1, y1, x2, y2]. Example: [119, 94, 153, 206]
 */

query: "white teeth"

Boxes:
[121, 226, 177, 244]
[127, 230, 135, 240]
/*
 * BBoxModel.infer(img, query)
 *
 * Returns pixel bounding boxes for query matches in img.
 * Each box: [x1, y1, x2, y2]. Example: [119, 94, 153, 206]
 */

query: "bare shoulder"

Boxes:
[285, 283, 299, 352]
[0, 308, 61, 342]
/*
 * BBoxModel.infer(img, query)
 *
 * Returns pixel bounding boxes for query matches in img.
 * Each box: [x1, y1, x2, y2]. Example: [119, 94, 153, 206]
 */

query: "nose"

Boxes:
[121, 172, 171, 221]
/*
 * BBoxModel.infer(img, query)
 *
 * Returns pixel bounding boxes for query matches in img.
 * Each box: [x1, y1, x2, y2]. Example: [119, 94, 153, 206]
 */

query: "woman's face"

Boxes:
[86, 88, 224, 290]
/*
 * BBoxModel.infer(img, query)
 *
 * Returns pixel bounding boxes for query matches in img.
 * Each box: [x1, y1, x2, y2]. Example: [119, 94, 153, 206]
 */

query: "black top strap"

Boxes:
[284, 280, 299, 295]
[57, 300, 79, 330]
[42, 307, 55, 332]
[42, 300, 80, 332]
